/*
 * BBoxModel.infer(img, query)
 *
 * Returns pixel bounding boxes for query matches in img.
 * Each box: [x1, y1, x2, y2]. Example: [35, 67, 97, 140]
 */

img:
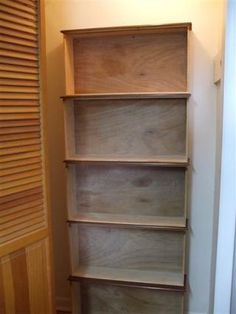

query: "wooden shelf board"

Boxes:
[61, 92, 191, 101]
[70, 266, 185, 291]
[65, 156, 189, 167]
[61, 23, 192, 37]
[68, 213, 187, 231]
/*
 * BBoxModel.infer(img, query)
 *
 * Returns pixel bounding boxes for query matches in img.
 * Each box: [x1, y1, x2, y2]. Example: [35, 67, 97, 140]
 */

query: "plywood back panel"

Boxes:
[73, 31, 187, 93]
[70, 164, 185, 218]
[76, 225, 184, 272]
[78, 283, 184, 314]
[73, 99, 186, 159]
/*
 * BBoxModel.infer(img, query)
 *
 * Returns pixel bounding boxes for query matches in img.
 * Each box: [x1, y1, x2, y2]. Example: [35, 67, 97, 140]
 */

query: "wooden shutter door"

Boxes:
[0, 1, 54, 313]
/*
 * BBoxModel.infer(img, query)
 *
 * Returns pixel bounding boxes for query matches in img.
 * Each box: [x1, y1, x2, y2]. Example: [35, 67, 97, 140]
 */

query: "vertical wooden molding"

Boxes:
[38, 0, 55, 312]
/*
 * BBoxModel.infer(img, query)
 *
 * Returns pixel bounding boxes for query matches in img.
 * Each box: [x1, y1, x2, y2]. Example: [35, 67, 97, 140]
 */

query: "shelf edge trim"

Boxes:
[68, 274, 186, 292]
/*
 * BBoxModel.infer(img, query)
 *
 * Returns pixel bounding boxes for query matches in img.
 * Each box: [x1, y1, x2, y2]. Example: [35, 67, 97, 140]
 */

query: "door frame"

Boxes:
[213, 0, 236, 313]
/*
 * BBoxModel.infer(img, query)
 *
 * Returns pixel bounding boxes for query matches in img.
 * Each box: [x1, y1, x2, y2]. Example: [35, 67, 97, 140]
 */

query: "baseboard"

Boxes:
[56, 296, 72, 312]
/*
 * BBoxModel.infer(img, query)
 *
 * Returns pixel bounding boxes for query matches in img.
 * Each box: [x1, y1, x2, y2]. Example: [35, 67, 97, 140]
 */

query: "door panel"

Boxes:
[0, 239, 52, 314]
[0, 0, 54, 312]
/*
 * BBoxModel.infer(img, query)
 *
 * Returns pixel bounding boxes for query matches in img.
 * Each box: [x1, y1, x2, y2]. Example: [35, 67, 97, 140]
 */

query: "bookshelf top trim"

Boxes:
[61, 23, 192, 38]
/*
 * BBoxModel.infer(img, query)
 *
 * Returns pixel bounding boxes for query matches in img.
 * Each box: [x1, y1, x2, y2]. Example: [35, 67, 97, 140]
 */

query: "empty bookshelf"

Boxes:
[62, 23, 191, 314]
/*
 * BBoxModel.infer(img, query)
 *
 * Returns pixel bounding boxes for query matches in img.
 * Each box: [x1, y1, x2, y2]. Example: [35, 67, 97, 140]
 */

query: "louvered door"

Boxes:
[0, 1, 54, 313]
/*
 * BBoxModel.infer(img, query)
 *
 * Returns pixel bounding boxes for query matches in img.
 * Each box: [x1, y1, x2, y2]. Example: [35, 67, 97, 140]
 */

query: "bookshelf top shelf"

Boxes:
[61, 92, 191, 101]
[70, 266, 185, 291]
[61, 23, 192, 37]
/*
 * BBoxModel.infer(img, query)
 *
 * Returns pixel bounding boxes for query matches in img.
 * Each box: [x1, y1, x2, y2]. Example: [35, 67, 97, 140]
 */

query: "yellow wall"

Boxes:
[44, 0, 225, 312]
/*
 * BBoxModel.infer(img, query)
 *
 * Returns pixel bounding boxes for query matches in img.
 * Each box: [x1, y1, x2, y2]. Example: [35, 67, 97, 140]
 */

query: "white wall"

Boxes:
[44, 1, 225, 313]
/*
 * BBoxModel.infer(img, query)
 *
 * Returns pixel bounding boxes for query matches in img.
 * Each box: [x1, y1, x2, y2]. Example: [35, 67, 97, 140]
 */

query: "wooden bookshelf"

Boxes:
[62, 23, 191, 313]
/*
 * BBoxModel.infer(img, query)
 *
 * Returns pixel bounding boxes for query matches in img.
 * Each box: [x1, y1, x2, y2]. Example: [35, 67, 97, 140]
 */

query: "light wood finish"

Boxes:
[61, 92, 191, 100]
[0, 6, 36, 23]
[0, 0, 54, 313]
[61, 23, 191, 36]
[0, 0, 36, 15]
[0, 0, 45, 242]
[73, 32, 187, 93]
[26, 240, 51, 314]
[62, 25, 190, 94]
[0, 239, 52, 314]
[71, 266, 184, 289]
[64, 99, 76, 159]
[68, 164, 186, 219]
[68, 214, 187, 231]
[71, 224, 184, 274]
[75, 283, 184, 314]
[63, 23, 191, 313]
[65, 98, 187, 160]
[64, 36, 75, 94]
[65, 157, 189, 167]
[0, 229, 48, 258]
[1, 253, 15, 314]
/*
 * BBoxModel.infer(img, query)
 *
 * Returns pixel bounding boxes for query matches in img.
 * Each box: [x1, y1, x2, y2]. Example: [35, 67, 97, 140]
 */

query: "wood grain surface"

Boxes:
[62, 23, 191, 36]
[0, 239, 51, 314]
[73, 31, 187, 93]
[0, 0, 46, 245]
[73, 98, 186, 159]
[0, 1, 54, 312]
[68, 213, 186, 230]
[69, 164, 185, 218]
[72, 266, 184, 288]
[61, 92, 190, 100]
[77, 283, 184, 314]
[75, 225, 184, 273]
